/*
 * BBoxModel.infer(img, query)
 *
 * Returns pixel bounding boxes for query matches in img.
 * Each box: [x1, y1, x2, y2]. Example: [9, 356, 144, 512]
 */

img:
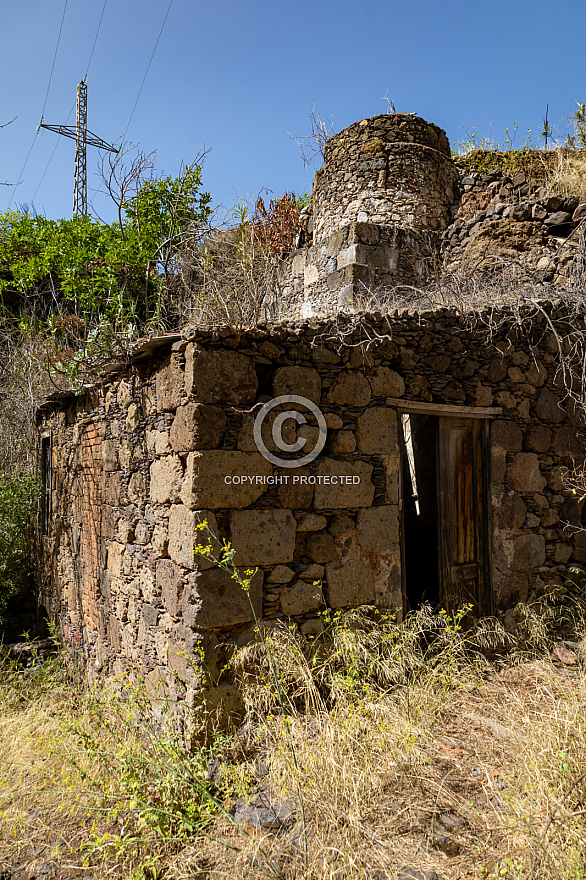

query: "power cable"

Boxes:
[85, 0, 108, 77]
[7, 0, 69, 209]
[41, 0, 69, 118]
[31, 101, 76, 206]
[121, 0, 173, 143]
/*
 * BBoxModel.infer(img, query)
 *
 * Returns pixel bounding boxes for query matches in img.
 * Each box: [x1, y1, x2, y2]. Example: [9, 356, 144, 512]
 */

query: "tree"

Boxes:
[0, 157, 212, 329]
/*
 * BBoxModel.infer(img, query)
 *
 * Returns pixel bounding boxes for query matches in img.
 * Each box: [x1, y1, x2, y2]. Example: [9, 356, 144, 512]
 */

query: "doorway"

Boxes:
[400, 411, 490, 615]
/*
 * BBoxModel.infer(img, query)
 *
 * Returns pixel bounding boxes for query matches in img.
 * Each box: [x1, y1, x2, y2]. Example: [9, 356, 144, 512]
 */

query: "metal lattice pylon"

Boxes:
[39, 78, 118, 217]
[73, 80, 88, 216]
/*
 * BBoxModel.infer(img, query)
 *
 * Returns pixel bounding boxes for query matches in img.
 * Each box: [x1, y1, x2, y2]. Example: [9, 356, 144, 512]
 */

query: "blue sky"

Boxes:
[1, 0, 585, 223]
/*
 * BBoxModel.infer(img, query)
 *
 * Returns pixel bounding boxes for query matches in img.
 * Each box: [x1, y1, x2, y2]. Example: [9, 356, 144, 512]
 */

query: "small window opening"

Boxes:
[41, 436, 51, 536]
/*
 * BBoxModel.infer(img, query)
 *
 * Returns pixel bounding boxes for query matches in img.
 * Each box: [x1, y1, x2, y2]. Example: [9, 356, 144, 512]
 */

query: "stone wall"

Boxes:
[274, 124, 586, 321]
[273, 114, 460, 320]
[38, 304, 586, 714]
[442, 164, 586, 281]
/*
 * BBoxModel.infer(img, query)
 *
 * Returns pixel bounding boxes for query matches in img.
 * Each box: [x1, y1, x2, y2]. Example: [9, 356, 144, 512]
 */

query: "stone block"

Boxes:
[102, 440, 118, 472]
[266, 565, 295, 584]
[509, 453, 547, 493]
[325, 558, 376, 608]
[369, 367, 405, 398]
[301, 618, 324, 636]
[182, 567, 263, 629]
[156, 354, 184, 412]
[547, 466, 566, 491]
[328, 371, 371, 406]
[298, 563, 325, 580]
[356, 407, 398, 454]
[296, 513, 327, 532]
[356, 506, 400, 553]
[349, 346, 374, 369]
[180, 451, 272, 509]
[142, 603, 158, 626]
[495, 491, 526, 531]
[553, 427, 586, 459]
[230, 509, 296, 566]
[328, 430, 356, 453]
[272, 366, 322, 406]
[167, 624, 200, 684]
[349, 222, 380, 245]
[535, 389, 565, 423]
[119, 440, 132, 469]
[184, 345, 257, 405]
[150, 455, 183, 504]
[313, 459, 375, 509]
[168, 505, 219, 571]
[524, 424, 552, 453]
[127, 471, 145, 504]
[571, 531, 586, 562]
[280, 579, 322, 616]
[277, 467, 314, 509]
[510, 534, 546, 571]
[157, 558, 184, 616]
[170, 403, 227, 452]
[305, 531, 337, 563]
[491, 419, 523, 452]
[553, 543, 573, 564]
[107, 541, 125, 578]
[126, 403, 140, 432]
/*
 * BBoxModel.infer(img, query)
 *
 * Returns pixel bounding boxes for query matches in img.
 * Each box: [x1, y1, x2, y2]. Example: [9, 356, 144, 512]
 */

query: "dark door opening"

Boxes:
[401, 412, 490, 615]
[402, 413, 440, 610]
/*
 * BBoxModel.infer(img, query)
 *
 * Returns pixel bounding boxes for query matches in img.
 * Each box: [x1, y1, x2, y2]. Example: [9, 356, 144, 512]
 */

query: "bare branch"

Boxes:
[289, 106, 335, 169]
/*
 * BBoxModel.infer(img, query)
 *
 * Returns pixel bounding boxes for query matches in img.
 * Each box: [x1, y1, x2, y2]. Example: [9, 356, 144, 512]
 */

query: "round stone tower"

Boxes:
[277, 113, 460, 320]
[312, 113, 459, 241]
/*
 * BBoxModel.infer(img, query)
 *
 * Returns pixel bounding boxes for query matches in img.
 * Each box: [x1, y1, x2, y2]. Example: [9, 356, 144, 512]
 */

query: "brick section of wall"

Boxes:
[81, 423, 102, 633]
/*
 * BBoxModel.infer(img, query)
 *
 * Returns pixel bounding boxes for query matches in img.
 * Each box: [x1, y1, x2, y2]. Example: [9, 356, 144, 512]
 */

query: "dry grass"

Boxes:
[2, 605, 586, 880]
[539, 150, 586, 203]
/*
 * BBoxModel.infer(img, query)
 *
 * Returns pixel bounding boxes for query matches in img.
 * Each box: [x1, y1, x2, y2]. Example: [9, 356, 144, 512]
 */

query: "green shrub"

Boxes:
[0, 470, 39, 621]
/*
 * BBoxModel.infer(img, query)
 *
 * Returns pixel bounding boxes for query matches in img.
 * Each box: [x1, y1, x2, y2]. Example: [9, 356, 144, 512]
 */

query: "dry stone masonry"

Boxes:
[275, 114, 460, 318]
[38, 304, 586, 718]
[37, 111, 586, 722]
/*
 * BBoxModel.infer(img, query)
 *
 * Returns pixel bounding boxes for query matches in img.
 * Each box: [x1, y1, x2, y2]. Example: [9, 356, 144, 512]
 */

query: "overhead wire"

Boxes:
[41, 0, 69, 118]
[7, 0, 69, 209]
[31, 101, 76, 206]
[85, 0, 108, 77]
[120, 0, 174, 144]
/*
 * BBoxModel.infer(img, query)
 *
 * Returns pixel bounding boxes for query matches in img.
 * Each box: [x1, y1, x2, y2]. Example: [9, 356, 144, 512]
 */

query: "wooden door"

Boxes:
[437, 417, 489, 615]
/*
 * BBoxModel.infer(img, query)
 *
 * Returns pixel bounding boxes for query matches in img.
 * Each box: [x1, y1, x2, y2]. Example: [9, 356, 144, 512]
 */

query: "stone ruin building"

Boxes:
[37, 113, 586, 717]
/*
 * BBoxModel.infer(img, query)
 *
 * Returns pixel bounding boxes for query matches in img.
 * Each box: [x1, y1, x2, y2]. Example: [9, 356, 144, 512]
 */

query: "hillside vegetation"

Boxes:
[2, 601, 586, 879]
